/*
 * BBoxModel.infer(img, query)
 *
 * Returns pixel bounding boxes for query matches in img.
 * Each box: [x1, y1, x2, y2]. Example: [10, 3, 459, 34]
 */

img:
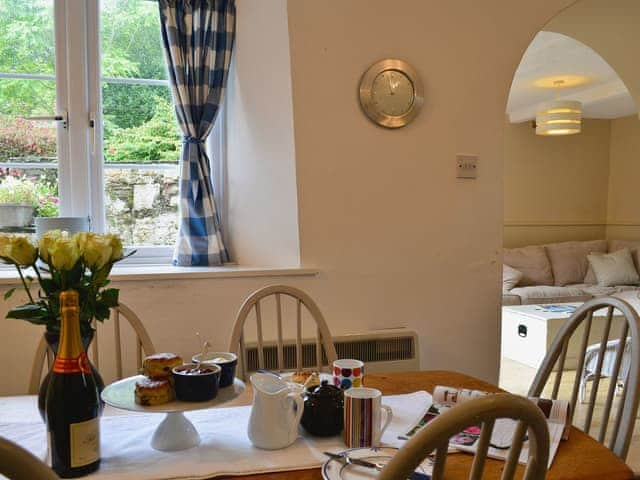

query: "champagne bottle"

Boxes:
[46, 290, 100, 477]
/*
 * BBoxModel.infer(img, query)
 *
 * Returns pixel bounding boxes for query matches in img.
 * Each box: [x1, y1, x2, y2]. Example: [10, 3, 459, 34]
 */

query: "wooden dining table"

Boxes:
[1, 370, 633, 480]
[221, 370, 633, 480]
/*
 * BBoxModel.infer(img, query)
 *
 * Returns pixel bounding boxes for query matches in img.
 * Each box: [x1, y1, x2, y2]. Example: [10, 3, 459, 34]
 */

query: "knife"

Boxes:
[323, 451, 431, 480]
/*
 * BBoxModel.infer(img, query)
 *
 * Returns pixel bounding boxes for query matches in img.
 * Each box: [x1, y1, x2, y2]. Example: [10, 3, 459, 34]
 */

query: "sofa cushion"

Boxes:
[584, 265, 597, 284]
[509, 285, 592, 305]
[609, 239, 640, 272]
[587, 248, 640, 287]
[545, 240, 607, 286]
[502, 264, 523, 292]
[503, 245, 553, 286]
[502, 293, 521, 306]
[572, 283, 621, 297]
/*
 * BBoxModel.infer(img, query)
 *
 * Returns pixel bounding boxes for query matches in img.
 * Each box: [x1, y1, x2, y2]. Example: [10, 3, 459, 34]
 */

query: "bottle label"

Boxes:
[52, 352, 92, 374]
[69, 417, 100, 468]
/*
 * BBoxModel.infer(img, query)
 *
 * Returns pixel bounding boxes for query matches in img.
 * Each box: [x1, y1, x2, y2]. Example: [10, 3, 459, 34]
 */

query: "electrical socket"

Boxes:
[456, 154, 478, 179]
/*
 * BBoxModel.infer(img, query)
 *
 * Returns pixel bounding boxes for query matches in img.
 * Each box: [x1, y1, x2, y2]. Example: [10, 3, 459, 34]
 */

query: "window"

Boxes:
[0, 0, 184, 263]
[0, 1, 59, 223]
[100, 0, 179, 252]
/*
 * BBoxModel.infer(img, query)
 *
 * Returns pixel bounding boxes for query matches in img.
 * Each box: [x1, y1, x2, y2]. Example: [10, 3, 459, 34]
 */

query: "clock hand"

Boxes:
[387, 73, 394, 95]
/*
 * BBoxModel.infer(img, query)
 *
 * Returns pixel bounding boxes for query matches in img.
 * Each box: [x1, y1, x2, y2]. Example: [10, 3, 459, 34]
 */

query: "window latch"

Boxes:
[23, 111, 68, 129]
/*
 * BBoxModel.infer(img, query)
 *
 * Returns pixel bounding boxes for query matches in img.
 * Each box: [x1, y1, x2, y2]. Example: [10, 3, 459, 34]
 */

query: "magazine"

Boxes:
[399, 386, 570, 468]
[536, 304, 577, 314]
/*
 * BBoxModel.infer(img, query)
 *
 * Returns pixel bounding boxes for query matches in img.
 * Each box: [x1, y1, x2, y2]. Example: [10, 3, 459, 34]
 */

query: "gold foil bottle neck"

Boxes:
[60, 290, 79, 308]
[56, 289, 84, 362]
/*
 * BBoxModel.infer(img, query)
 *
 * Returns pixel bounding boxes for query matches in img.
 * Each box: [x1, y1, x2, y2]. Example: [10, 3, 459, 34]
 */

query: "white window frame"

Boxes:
[57, 0, 93, 220]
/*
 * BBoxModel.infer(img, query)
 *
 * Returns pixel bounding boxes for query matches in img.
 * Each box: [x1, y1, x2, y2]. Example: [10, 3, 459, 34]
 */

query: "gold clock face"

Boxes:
[371, 70, 414, 116]
[359, 59, 423, 128]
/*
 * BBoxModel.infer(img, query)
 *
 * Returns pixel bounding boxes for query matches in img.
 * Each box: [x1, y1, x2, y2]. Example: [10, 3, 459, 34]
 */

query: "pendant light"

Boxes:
[535, 80, 582, 136]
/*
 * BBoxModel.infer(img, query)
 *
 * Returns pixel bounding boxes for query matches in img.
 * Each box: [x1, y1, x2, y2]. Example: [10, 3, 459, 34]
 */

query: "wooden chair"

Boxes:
[29, 302, 156, 394]
[228, 285, 338, 380]
[528, 297, 640, 460]
[0, 436, 59, 480]
[379, 394, 550, 480]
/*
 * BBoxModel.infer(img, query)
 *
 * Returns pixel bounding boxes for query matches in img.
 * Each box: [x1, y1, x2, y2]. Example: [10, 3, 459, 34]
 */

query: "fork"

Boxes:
[343, 453, 385, 471]
[324, 451, 431, 479]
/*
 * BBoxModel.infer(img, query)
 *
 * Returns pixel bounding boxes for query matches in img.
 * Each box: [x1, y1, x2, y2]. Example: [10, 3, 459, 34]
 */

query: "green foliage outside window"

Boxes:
[104, 98, 180, 163]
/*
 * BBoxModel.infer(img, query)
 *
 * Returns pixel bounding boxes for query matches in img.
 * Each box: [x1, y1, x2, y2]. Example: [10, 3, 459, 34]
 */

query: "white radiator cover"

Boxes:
[244, 328, 419, 373]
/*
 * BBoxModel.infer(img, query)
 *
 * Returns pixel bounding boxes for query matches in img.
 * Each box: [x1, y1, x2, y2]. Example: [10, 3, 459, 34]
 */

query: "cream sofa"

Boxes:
[502, 240, 640, 306]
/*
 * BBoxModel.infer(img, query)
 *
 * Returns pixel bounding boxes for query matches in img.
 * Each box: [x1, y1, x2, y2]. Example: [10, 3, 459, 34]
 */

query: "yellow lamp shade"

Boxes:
[535, 100, 582, 136]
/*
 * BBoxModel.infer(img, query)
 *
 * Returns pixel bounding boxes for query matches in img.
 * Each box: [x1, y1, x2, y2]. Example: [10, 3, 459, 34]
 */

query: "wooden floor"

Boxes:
[499, 357, 640, 472]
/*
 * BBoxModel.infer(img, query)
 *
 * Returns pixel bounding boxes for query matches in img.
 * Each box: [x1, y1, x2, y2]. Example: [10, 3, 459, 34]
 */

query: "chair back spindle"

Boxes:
[296, 299, 303, 371]
[276, 293, 284, 370]
[91, 324, 100, 371]
[255, 303, 265, 370]
[113, 309, 123, 379]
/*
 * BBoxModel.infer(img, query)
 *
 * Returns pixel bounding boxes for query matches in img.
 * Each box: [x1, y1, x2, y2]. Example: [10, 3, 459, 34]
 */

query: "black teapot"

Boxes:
[301, 380, 344, 436]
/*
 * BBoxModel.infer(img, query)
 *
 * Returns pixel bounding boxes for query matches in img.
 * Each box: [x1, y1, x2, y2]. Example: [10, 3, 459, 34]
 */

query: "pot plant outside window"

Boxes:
[0, 176, 59, 228]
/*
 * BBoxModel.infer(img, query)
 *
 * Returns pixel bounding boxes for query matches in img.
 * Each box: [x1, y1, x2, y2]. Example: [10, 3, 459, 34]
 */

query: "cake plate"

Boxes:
[101, 375, 245, 452]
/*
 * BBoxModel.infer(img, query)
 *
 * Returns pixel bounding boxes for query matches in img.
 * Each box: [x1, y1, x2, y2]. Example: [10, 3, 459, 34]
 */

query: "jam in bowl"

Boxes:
[172, 363, 221, 401]
[191, 352, 237, 388]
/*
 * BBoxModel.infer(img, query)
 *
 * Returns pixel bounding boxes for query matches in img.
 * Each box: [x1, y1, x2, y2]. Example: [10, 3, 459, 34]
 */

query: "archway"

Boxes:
[500, 0, 640, 469]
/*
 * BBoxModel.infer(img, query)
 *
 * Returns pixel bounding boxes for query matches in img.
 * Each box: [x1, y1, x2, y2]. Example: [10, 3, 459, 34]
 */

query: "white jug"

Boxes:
[247, 372, 304, 450]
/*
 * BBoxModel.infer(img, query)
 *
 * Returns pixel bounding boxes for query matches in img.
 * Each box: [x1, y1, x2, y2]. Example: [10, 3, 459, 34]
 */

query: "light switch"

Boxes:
[456, 154, 478, 179]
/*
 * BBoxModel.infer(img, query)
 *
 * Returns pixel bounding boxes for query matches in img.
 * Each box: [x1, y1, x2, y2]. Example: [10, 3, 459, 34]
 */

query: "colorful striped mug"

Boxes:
[343, 387, 393, 448]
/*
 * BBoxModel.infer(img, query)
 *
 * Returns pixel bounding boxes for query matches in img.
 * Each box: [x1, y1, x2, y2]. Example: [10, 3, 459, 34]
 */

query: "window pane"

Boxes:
[100, 0, 167, 81]
[0, 78, 56, 117]
[105, 165, 178, 246]
[101, 0, 179, 247]
[0, 0, 59, 228]
[102, 83, 178, 162]
[0, 0, 55, 75]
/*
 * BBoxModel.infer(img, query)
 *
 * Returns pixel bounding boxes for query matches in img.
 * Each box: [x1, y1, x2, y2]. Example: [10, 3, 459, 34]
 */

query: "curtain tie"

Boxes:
[183, 136, 204, 144]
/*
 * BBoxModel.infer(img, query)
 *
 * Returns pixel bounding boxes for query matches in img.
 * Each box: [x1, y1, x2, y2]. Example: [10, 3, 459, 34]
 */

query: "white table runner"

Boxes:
[0, 392, 431, 480]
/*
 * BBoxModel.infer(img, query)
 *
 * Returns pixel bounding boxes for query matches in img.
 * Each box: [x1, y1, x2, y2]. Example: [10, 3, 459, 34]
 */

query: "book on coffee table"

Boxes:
[536, 304, 578, 314]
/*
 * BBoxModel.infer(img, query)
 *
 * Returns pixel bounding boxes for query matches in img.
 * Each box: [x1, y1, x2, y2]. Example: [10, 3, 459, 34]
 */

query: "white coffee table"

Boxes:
[501, 303, 625, 369]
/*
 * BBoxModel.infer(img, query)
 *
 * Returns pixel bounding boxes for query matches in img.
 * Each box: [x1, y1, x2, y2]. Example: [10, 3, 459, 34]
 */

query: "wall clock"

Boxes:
[359, 58, 423, 128]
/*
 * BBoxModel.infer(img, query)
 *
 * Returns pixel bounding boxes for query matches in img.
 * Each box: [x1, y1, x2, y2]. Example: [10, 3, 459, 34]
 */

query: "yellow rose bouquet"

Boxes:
[1, 230, 132, 336]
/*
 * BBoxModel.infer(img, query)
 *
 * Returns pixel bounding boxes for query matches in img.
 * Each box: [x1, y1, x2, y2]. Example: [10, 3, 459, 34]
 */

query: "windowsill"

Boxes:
[0, 264, 319, 285]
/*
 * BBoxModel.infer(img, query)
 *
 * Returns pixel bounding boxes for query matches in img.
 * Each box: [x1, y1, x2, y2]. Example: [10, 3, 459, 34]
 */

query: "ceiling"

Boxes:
[506, 31, 637, 123]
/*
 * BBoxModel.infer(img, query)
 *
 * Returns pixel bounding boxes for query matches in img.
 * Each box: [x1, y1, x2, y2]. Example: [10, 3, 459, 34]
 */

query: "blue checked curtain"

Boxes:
[158, 0, 235, 266]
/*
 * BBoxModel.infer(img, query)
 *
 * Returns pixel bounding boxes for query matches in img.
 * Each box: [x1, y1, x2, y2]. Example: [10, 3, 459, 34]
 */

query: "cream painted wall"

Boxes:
[225, 0, 300, 266]
[607, 115, 640, 240]
[0, 0, 575, 395]
[286, 0, 572, 383]
[503, 120, 611, 247]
